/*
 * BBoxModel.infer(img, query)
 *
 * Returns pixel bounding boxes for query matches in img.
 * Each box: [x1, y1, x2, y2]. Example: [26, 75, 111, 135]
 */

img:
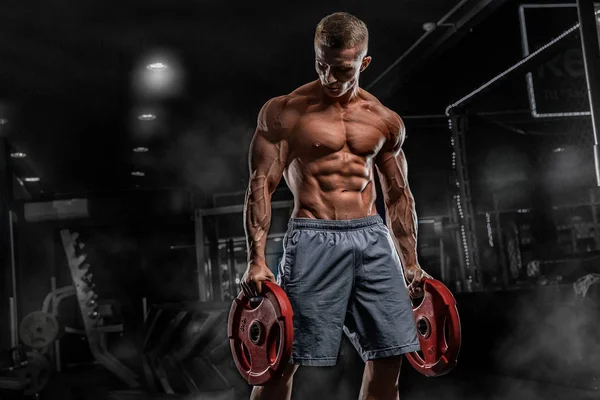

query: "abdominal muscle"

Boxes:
[285, 152, 379, 220]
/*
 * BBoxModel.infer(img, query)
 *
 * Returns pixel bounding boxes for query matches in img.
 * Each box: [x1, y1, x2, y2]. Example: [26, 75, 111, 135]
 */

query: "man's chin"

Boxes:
[323, 86, 345, 97]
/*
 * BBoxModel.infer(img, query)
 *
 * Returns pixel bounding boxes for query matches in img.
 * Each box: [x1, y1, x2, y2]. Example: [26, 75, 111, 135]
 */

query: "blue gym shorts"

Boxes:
[276, 215, 421, 366]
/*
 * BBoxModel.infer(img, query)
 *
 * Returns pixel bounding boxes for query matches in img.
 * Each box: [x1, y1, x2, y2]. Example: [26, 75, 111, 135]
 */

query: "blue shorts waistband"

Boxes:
[288, 215, 384, 231]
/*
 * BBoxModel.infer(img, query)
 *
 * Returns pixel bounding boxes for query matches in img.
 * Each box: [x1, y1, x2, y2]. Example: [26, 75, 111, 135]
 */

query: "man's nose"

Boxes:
[324, 68, 337, 84]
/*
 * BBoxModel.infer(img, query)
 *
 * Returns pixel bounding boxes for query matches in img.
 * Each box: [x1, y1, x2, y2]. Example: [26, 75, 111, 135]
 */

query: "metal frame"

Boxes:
[367, 0, 511, 96]
[518, 3, 600, 118]
[577, 0, 600, 187]
[8, 210, 18, 347]
[194, 201, 294, 301]
[449, 110, 481, 290]
[0, 139, 19, 349]
[445, 20, 581, 115]
[194, 214, 207, 301]
[445, 3, 600, 290]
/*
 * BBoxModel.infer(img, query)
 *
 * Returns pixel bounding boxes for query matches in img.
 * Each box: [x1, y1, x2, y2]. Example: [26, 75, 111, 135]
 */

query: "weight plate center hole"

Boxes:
[417, 318, 430, 338]
[249, 322, 262, 344]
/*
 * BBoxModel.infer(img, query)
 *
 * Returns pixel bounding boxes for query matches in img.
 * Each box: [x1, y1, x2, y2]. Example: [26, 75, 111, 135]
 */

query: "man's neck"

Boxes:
[321, 84, 361, 106]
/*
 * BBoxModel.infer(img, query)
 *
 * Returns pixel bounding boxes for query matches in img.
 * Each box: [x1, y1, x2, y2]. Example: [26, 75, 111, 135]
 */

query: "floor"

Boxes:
[20, 364, 597, 400]
[400, 370, 599, 400]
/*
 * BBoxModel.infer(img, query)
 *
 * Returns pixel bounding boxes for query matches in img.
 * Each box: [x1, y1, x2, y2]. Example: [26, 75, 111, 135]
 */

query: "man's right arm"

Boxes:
[243, 97, 289, 293]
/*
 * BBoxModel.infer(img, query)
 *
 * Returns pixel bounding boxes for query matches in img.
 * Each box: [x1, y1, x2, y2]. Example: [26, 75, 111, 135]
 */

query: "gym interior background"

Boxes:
[1, 0, 600, 399]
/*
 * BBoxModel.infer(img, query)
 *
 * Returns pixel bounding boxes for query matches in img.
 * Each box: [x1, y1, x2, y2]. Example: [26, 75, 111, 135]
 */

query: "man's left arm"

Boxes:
[375, 112, 431, 296]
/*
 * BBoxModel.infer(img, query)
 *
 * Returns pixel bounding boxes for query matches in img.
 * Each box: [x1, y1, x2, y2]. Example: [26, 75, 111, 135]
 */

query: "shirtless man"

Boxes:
[242, 12, 432, 400]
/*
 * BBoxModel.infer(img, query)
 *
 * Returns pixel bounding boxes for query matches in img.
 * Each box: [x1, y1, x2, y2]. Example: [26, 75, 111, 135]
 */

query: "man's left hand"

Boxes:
[404, 264, 433, 298]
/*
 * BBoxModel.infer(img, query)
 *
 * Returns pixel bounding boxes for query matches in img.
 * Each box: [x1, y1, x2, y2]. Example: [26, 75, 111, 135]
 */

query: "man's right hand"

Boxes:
[240, 261, 276, 298]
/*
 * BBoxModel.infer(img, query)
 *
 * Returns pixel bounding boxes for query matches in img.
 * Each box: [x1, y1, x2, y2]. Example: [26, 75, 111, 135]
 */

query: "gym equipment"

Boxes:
[60, 229, 140, 388]
[0, 350, 53, 396]
[138, 302, 246, 397]
[14, 352, 53, 396]
[19, 311, 59, 349]
[228, 281, 294, 386]
[406, 278, 461, 377]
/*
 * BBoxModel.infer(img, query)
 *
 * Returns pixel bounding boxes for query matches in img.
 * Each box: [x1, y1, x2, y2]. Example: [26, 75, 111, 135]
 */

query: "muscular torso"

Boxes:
[278, 81, 396, 220]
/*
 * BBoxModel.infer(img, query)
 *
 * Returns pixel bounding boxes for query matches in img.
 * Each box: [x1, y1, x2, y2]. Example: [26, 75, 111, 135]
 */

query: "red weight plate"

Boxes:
[228, 281, 294, 386]
[405, 278, 461, 377]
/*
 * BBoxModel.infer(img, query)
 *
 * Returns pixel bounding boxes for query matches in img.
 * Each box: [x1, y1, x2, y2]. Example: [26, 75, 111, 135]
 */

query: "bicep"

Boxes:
[376, 110, 409, 191]
[249, 129, 287, 180]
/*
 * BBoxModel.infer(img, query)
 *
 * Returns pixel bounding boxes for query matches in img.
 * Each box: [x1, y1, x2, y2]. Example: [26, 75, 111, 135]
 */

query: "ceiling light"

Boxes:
[10, 152, 27, 159]
[23, 177, 40, 183]
[423, 22, 437, 32]
[131, 171, 145, 177]
[138, 114, 156, 121]
[133, 147, 149, 153]
[147, 62, 168, 71]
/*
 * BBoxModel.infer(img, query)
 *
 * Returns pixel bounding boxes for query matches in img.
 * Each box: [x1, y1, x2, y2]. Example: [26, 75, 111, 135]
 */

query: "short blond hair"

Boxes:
[314, 12, 369, 52]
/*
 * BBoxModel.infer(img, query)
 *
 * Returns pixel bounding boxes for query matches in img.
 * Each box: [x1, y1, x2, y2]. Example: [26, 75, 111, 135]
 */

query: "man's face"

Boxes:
[315, 44, 371, 97]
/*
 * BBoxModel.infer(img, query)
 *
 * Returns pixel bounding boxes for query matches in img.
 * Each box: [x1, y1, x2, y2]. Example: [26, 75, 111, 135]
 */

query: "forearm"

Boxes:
[244, 173, 272, 264]
[385, 190, 418, 267]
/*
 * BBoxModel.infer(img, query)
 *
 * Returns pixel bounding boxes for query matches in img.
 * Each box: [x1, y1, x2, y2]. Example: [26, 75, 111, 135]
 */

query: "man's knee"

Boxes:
[360, 356, 403, 400]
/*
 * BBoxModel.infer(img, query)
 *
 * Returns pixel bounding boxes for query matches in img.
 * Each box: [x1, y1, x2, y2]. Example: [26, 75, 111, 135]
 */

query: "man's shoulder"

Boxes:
[257, 90, 309, 137]
[260, 86, 315, 123]
[290, 80, 319, 96]
[259, 95, 289, 117]
[262, 82, 315, 111]
[359, 89, 402, 121]
[358, 89, 405, 145]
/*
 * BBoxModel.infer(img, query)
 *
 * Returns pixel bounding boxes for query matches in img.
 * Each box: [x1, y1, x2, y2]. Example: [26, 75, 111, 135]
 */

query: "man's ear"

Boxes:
[360, 56, 372, 72]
